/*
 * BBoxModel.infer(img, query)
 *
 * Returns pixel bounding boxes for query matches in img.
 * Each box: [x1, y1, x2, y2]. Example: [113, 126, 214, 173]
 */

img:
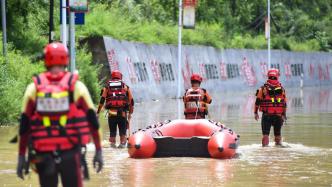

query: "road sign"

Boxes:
[60, 11, 85, 25]
[60, 0, 85, 25]
[69, 0, 88, 12]
[183, 0, 197, 29]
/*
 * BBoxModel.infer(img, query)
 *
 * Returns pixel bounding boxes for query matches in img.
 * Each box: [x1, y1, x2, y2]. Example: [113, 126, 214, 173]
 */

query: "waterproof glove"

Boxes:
[16, 155, 26, 180]
[93, 150, 103, 173]
[254, 113, 259, 121]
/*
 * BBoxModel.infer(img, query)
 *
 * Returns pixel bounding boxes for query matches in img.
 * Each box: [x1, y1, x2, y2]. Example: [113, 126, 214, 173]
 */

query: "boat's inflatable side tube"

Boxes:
[208, 130, 239, 159]
[128, 131, 156, 158]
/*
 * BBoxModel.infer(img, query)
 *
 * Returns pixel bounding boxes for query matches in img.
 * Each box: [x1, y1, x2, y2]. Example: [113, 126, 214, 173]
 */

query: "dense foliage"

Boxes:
[0, 40, 44, 124]
[0, 35, 101, 124]
[76, 47, 102, 102]
[1, 0, 332, 52]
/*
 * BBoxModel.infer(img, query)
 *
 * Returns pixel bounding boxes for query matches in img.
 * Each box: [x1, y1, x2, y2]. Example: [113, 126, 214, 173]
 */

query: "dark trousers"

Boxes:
[35, 149, 82, 187]
[184, 110, 206, 119]
[108, 116, 127, 137]
[261, 114, 283, 136]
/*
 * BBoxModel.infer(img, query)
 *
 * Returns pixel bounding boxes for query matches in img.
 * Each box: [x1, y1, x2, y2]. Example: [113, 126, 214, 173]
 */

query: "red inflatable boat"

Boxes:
[128, 119, 240, 159]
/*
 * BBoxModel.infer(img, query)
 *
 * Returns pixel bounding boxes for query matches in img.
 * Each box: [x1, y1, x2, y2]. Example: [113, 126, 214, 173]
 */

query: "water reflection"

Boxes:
[210, 87, 332, 121]
[127, 159, 154, 187]
[208, 159, 234, 184]
[124, 158, 235, 187]
[1, 87, 332, 186]
[237, 143, 332, 187]
[128, 87, 332, 133]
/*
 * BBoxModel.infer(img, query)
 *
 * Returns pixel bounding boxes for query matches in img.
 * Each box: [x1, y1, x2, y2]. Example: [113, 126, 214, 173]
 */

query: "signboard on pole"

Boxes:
[265, 16, 270, 39]
[60, 3, 85, 25]
[183, 0, 197, 29]
[69, 0, 88, 12]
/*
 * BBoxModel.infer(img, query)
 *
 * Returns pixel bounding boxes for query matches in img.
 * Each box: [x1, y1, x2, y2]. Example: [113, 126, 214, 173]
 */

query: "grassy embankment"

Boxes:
[77, 3, 322, 52]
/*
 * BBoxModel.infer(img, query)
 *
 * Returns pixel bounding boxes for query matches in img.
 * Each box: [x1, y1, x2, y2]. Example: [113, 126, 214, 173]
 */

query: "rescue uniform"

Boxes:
[18, 72, 101, 187]
[254, 82, 287, 145]
[97, 79, 134, 145]
[183, 87, 212, 119]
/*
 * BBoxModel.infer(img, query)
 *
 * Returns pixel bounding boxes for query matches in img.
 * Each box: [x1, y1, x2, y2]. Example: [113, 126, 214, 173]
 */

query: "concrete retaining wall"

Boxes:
[102, 36, 332, 101]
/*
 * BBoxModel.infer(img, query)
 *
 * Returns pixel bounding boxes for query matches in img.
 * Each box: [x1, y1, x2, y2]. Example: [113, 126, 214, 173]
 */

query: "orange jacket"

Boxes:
[18, 71, 101, 155]
[97, 81, 134, 118]
[183, 87, 212, 119]
[254, 84, 287, 116]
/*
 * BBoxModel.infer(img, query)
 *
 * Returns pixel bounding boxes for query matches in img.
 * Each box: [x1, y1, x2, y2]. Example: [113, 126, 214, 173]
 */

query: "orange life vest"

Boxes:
[259, 84, 286, 115]
[105, 80, 129, 110]
[30, 72, 90, 152]
[183, 88, 207, 119]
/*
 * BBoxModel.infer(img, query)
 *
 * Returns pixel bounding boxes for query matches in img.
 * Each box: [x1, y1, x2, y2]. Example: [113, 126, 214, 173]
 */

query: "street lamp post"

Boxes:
[177, 0, 183, 99]
[61, 0, 67, 45]
[267, 0, 271, 68]
[69, 11, 75, 73]
[177, 0, 183, 119]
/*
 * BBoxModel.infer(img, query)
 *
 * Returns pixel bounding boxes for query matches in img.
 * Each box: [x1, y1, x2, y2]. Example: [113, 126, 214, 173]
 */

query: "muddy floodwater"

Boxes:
[1, 87, 332, 187]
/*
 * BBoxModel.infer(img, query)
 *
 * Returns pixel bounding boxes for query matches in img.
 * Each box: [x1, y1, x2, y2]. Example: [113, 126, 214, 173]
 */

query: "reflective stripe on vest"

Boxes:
[105, 80, 129, 109]
[35, 73, 74, 116]
[259, 85, 286, 115]
[31, 72, 90, 152]
[184, 88, 207, 119]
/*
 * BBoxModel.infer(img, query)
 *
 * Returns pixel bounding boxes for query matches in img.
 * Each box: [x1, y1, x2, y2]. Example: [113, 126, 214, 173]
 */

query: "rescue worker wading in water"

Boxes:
[97, 70, 134, 148]
[254, 68, 287, 147]
[16, 43, 103, 187]
[183, 74, 212, 119]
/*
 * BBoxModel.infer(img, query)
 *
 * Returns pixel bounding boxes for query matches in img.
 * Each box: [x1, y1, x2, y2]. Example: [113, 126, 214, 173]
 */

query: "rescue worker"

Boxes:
[97, 70, 134, 148]
[16, 42, 103, 187]
[254, 68, 287, 147]
[183, 74, 212, 119]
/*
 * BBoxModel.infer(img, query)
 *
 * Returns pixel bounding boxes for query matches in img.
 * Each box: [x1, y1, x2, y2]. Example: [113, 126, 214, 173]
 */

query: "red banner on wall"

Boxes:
[240, 57, 257, 86]
[284, 62, 292, 80]
[125, 57, 138, 84]
[150, 60, 161, 84]
[309, 63, 315, 79]
[259, 62, 268, 79]
[219, 61, 227, 80]
[182, 55, 192, 89]
[199, 63, 206, 81]
[107, 49, 120, 72]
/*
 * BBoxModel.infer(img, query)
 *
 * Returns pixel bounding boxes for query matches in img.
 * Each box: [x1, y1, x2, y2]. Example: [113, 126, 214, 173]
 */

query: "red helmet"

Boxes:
[44, 42, 69, 68]
[267, 69, 280, 79]
[190, 74, 203, 83]
[111, 70, 122, 80]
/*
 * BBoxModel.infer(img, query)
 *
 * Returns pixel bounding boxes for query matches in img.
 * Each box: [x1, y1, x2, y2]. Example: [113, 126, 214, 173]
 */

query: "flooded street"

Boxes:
[1, 87, 332, 187]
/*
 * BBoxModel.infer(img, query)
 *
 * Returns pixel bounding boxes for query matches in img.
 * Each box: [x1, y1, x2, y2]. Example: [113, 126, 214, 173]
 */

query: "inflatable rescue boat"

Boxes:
[128, 119, 239, 159]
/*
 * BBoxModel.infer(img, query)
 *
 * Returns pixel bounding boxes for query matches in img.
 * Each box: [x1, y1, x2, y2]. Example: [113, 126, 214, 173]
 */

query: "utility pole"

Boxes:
[177, 0, 183, 119]
[61, 0, 67, 45]
[267, 0, 271, 68]
[69, 12, 75, 73]
[49, 0, 54, 43]
[1, 0, 7, 60]
[177, 0, 182, 99]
